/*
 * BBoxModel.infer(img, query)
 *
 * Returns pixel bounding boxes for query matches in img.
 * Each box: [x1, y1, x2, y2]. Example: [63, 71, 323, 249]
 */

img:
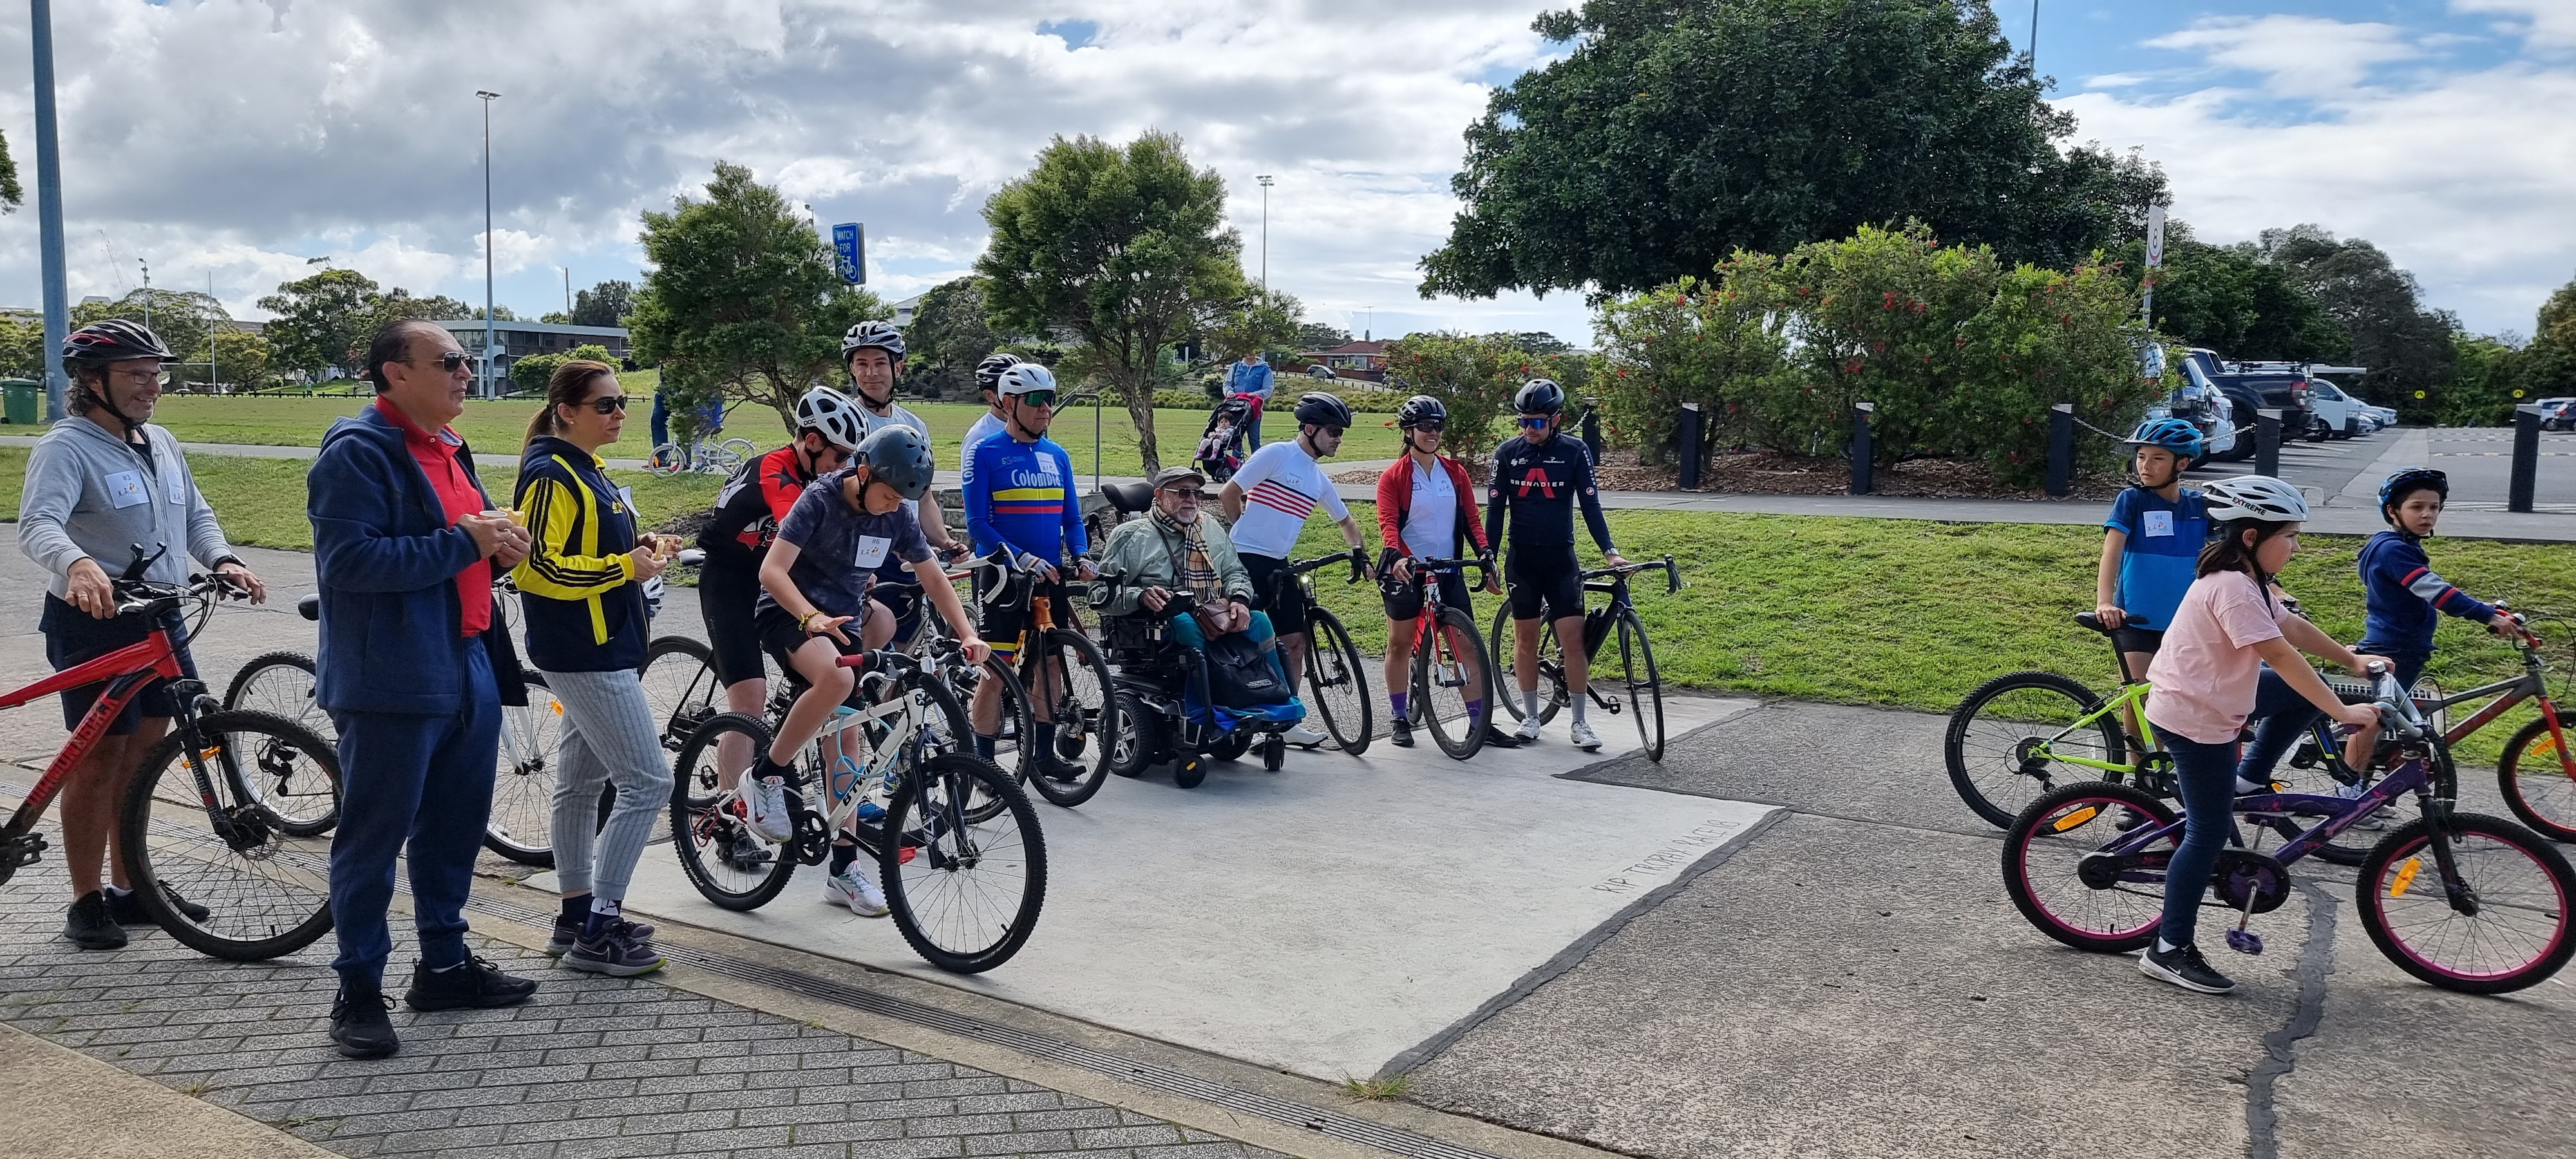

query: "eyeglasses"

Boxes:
[1014, 391, 1058, 409]
[1319, 426, 1346, 438]
[1518, 415, 1552, 428]
[1164, 489, 1205, 502]
[111, 368, 170, 389]
[578, 395, 630, 415]
[410, 351, 473, 373]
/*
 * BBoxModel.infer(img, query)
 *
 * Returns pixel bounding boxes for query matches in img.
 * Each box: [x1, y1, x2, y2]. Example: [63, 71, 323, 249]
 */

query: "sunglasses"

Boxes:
[1406, 422, 1445, 433]
[576, 395, 630, 415]
[1518, 415, 1553, 428]
[1015, 391, 1058, 409]
[412, 351, 473, 373]
[1319, 426, 1346, 438]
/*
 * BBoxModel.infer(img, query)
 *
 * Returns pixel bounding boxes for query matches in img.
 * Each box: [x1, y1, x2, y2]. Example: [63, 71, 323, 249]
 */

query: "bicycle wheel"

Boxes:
[1488, 600, 1565, 726]
[1023, 628, 1115, 806]
[118, 710, 339, 961]
[2354, 812, 2576, 994]
[719, 437, 758, 464]
[646, 443, 687, 478]
[1613, 607, 1665, 762]
[667, 712, 799, 910]
[2000, 781, 2179, 954]
[484, 672, 565, 867]
[1946, 671, 2130, 830]
[1413, 606, 1492, 760]
[219, 651, 337, 837]
[972, 657, 1039, 786]
[1301, 608, 1372, 753]
[639, 636, 724, 807]
[2498, 712, 2576, 843]
[881, 753, 1046, 973]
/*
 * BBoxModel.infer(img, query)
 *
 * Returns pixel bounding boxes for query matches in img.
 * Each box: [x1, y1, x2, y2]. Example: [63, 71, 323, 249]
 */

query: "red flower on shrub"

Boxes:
[2009, 451, 2024, 464]
[1882, 292, 1896, 309]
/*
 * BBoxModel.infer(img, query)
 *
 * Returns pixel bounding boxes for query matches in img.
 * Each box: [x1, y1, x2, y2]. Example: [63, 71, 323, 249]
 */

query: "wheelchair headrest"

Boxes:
[1101, 482, 1154, 514]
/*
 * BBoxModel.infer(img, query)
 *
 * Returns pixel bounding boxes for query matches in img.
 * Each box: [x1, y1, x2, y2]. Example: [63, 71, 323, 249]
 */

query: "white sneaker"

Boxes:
[822, 870, 889, 918]
[1283, 722, 1329, 748]
[1513, 715, 1544, 743]
[746, 777, 794, 842]
[2333, 780, 2387, 830]
[1569, 719, 1602, 751]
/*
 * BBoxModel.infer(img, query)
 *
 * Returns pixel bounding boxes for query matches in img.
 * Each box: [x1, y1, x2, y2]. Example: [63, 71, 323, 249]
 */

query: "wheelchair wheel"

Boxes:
[1208, 731, 1253, 762]
[1174, 753, 1209, 789]
[1262, 733, 1286, 771]
[1107, 690, 1157, 779]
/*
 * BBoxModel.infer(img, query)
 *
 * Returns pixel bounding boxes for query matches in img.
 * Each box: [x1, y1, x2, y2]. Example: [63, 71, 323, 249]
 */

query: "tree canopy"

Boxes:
[2259, 225, 2459, 410]
[903, 276, 1001, 398]
[256, 269, 383, 378]
[571, 279, 636, 328]
[1419, 0, 2166, 301]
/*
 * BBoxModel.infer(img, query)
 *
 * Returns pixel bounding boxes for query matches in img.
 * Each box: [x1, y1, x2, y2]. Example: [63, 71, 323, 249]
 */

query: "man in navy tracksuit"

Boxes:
[310, 319, 538, 1059]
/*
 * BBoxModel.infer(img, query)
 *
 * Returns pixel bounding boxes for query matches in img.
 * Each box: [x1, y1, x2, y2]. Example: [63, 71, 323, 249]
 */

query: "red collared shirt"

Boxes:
[373, 397, 491, 637]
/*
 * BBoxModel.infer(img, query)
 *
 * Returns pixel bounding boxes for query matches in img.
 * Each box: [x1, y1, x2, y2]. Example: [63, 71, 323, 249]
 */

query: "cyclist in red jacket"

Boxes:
[1373, 395, 1510, 749]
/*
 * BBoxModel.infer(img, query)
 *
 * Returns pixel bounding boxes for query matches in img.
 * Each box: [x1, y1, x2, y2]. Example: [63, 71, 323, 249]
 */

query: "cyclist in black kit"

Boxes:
[1486, 379, 1627, 750]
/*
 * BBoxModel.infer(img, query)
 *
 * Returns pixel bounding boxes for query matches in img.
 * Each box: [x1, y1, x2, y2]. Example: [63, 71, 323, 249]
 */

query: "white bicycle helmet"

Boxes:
[2201, 475, 2309, 523]
[794, 386, 866, 451]
[996, 363, 1057, 397]
[840, 320, 906, 360]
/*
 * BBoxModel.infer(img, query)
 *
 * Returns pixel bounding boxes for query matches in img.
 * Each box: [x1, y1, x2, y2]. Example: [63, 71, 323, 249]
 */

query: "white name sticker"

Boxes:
[105, 469, 149, 509]
[168, 469, 188, 505]
[2143, 510, 2175, 538]
[854, 534, 891, 569]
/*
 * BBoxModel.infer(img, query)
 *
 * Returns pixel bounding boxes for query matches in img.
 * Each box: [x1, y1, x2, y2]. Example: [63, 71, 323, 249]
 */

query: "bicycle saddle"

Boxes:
[2073, 612, 2116, 636]
[1100, 482, 1153, 514]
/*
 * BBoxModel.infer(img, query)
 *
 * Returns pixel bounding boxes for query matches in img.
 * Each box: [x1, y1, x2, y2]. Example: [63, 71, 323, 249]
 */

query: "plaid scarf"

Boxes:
[1152, 511, 1222, 603]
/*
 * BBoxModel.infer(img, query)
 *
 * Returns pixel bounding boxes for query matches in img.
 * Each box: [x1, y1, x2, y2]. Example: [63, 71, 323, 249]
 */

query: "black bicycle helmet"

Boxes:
[1514, 378, 1566, 415]
[1396, 395, 1446, 429]
[974, 351, 1023, 393]
[857, 424, 936, 501]
[2377, 467, 2448, 523]
[62, 318, 175, 366]
[840, 320, 906, 361]
[1293, 391, 1353, 429]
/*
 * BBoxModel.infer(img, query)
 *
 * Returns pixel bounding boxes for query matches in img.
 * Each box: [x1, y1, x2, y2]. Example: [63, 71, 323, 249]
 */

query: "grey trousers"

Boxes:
[540, 667, 675, 903]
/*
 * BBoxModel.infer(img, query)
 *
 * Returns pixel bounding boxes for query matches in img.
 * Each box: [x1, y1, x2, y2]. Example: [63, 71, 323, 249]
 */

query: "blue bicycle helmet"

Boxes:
[2127, 417, 2204, 462]
[2377, 467, 2448, 523]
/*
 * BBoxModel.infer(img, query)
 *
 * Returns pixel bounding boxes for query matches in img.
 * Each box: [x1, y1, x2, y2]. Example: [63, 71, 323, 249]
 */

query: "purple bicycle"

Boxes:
[2002, 668, 2576, 994]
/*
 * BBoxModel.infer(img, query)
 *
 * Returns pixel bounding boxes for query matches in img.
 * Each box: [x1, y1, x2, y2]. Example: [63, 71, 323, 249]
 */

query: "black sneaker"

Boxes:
[108, 883, 211, 927]
[545, 914, 657, 956]
[2140, 942, 2236, 995]
[1481, 724, 1524, 749]
[63, 891, 126, 950]
[329, 985, 399, 1059]
[1388, 717, 1415, 748]
[563, 920, 665, 977]
[717, 826, 774, 872]
[1039, 755, 1088, 783]
[404, 956, 540, 1012]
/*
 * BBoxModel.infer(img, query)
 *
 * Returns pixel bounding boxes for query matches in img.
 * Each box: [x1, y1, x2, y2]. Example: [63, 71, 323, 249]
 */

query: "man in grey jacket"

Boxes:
[15, 319, 267, 950]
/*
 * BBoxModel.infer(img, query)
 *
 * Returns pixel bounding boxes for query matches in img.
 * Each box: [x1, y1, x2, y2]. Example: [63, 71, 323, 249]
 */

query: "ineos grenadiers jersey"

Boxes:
[1484, 434, 1615, 552]
[964, 435, 1086, 565]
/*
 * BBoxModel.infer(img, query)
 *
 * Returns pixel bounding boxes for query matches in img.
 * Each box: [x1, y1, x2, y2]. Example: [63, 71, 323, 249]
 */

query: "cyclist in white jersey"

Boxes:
[1218, 392, 1372, 747]
[962, 352, 1021, 462]
[841, 321, 962, 563]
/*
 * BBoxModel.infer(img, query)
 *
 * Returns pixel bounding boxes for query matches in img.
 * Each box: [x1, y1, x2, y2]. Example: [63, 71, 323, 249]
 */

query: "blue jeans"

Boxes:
[2161, 730, 2240, 950]
[1164, 609, 1287, 684]
[2234, 653, 2423, 785]
[1246, 410, 1264, 449]
[327, 643, 502, 987]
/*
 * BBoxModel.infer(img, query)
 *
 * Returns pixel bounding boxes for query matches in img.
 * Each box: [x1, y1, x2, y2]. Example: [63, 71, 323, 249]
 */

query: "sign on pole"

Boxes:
[2144, 205, 2167, 268]
[832, 223, 865, 285]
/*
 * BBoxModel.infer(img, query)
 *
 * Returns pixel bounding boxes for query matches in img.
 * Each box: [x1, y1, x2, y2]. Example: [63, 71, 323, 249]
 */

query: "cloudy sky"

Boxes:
[0, 1, 2567, 346]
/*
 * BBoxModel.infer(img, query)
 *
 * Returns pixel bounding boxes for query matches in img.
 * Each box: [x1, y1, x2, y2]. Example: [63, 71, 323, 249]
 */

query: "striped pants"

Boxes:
[540, 667, 675, 904]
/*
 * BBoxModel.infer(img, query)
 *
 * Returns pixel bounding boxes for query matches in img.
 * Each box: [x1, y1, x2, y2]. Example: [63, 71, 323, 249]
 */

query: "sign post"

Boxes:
[2141, 205, 2166, 326]
[832, 223, 865, 285]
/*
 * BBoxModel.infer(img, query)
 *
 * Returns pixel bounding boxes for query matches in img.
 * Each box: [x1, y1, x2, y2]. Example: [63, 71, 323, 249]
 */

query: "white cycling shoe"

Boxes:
[746, 777, 795, 843]
[1512, 715, 1544, 743]
[823, 870, 889, 918]
[1283, 723, 1329, 748]
[1568, 719, 1603, 751]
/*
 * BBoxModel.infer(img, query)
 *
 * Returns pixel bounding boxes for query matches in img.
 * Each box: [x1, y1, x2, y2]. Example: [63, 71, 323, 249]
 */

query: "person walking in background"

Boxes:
[512, 359, 675, 977]
[310, 319, 537, 1059]
[1226, 350, 1274, 449]
[17, 319, 268, 950]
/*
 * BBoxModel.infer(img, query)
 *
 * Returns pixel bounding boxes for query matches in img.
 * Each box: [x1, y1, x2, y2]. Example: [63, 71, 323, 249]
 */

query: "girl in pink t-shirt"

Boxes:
[2138, 477, 2378, 996]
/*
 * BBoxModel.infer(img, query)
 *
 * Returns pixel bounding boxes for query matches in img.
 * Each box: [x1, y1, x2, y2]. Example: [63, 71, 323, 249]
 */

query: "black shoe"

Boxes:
[404, 956, 540, 1012]
[2140, 942, 2236, 995]
[1039, 755, 1088, 783]
[1481, 724, 1524, 749]
[546, 914, 656, 956]
[563, 920, 665, 978]
[108, 882, 211, 927]
[1388, 717, 1415, 748]
[330, 985, 399, 1059]
[63, 891, 126, 950]
[717, 827, 774, 872]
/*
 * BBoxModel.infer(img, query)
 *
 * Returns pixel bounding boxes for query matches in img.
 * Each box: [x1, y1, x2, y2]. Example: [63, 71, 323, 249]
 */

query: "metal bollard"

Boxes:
[1850, 401, 1875, 495]
[2045, 402, 2074, 498]
[2509, 403, 2541, 514]
[1676, 402, 1704, 489]
[2255, 408, 2281, 478]
[1580, 405, 1604, 464]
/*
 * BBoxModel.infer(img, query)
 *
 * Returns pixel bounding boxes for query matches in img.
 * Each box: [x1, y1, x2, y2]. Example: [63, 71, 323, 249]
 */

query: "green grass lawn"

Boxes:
[133, 386, 1406, 478]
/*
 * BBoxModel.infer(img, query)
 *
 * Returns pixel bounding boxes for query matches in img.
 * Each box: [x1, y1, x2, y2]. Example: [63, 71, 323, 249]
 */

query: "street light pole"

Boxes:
[1255, 174, 1274, 290]
[477, 90, 500, 398]
[32, 0, 71, 420]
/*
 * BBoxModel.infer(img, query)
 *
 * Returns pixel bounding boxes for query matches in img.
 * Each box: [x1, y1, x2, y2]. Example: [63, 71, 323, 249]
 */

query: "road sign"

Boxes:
[832, 223, 864, 285]
[2145, 205, 2167, 268]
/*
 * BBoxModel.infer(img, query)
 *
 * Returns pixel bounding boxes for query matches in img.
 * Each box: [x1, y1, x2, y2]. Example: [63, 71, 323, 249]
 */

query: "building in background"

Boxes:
[435, 319, 632, 389]
[1298, 339, 1389, 383]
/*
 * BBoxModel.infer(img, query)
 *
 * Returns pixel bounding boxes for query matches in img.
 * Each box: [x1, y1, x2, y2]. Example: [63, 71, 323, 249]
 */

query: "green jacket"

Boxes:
[1097, 514, 1255, 617]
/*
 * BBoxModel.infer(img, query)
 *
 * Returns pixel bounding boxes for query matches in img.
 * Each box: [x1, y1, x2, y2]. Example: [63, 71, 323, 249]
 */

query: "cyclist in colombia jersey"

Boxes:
[963, 364, 1095, 775]
[1485, 379, 1627, 751]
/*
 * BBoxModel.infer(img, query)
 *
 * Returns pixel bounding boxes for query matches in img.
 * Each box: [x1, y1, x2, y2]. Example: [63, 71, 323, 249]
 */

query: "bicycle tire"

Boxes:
[118, 710, 339, 961]
[219, 651, 337, 836]
[976, 657, 1040, 788]
[2000, 780, 2178, 954]
[881, 753, 1046, 974]
[1025, 628, 1115, 806]
[1946, 671, 2130, 830]
[2497, 711, 2576, 843]
[645, 443, 687, 478]
[1615, 607, 1665, 762]
[484, 672, 565, 866]
[1302, 608, 1372, 754]
[719, 437, 758, 464]
[2354, 812, 2576, 994]
[667, 712, 800, 910]
[1488, 600, 1566, 726]
[639, 636, 724, 808]
[1413, 605, 1492, 760]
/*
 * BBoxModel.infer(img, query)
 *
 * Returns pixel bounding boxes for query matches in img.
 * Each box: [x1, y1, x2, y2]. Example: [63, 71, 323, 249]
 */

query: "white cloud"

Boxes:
[2452, 0, 2576, 49]
[2145, 15, 2421, 99]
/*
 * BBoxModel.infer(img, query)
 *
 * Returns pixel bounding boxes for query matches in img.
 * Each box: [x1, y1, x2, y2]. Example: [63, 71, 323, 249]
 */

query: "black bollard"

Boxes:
[1676, 402, 1705, 489]
[2509, 403, 2541, 514]
[2045, 402, 2074, 498]
[2255, 408, 2281, 478]
[1850, 401, 1876, 495]
[1581, 404, 1604, 463]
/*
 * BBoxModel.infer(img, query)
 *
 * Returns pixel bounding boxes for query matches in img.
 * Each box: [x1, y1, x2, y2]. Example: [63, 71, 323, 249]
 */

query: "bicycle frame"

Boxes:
[0, 630, 186, 847]
[2022, 681, 2167, 780]
[802, 671, 933, 839]
[2099, 750, 2438, 875]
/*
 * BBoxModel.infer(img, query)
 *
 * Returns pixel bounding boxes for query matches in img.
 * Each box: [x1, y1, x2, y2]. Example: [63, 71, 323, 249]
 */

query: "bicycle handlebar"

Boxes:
[1579, 554, 1682, 596]
[1288, 547, 1368, 583]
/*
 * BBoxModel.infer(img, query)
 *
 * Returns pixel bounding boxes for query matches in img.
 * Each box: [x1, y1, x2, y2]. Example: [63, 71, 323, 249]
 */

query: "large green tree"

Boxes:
[976, 131, 1246, 471]
[256, 268, 383, 378]
[628, 162, 887, 434]
[571, 279, 636, 327]
[903, 276, 1001, 399]
[2522, 277, 2576, 402]
[1420, 0, 2167, 301]
[2259, 225, 2457, 412]
[2121, 221, 2345, 363]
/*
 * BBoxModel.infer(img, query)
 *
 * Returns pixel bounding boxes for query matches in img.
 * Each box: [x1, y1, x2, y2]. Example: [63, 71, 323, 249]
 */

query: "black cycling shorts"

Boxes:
[41, 596, 196, 734]
[752, 604, 869, 710]
[871, 580, 922, 645]
[1239, 552, 1307, 637]
[1505, 545, 1584, 623]
[2110, 625, 2165, 658]
[696, 558, 767, 687]
[1381, 567, 1473, 625]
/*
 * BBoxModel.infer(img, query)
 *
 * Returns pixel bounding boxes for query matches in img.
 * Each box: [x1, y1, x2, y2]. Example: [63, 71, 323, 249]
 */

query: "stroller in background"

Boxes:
[1194, 393, 1264, 482]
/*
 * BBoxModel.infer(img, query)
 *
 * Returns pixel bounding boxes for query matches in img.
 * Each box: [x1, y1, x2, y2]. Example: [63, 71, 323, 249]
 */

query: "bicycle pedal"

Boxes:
[2224, 928, 2264, 956]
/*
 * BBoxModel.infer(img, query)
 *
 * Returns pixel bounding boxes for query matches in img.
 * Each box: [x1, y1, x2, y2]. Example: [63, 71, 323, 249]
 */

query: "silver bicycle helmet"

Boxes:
[794, 386, 866, 451]
[840, 320, 906, 360]
[996, 363, 1057, 397]
[2201, 475, 2309, 523]
[974, 352, 1023, 393]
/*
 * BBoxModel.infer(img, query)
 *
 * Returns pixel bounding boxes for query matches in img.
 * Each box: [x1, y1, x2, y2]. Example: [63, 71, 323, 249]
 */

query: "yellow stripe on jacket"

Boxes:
[511, 466, 632, 646]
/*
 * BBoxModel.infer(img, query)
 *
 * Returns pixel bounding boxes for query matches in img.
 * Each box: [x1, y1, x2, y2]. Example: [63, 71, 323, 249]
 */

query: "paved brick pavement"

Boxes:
[0, 829, 1286, 1159]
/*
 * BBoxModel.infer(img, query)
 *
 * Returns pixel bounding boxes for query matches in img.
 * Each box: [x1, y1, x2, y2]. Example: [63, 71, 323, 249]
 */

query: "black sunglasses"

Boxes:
[413, 351, 473, 373]
[1406, 421, 1446, 433]
[1014, 390, 1058, 408]
[573, 395, 630, 415]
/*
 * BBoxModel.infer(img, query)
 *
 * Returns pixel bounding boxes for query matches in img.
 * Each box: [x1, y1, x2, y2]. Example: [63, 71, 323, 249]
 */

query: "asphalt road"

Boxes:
[2188, 424, 2575, 514]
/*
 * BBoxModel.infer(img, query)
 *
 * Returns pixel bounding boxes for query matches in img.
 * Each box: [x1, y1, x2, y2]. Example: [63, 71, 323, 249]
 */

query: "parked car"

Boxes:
[2305, 378, 2363, 439]
[2537, 397, 2575, 431]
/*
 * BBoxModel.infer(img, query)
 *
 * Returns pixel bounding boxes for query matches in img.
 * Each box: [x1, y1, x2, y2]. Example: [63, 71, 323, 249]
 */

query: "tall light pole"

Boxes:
[561, 266, 571, 317]
[477, 90, 500, 397]
[32, 0, 71, 419]
[2029, 0, 2040, 80]
[138, 259, 151, 333]
[1255, 174, 1274, 290]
